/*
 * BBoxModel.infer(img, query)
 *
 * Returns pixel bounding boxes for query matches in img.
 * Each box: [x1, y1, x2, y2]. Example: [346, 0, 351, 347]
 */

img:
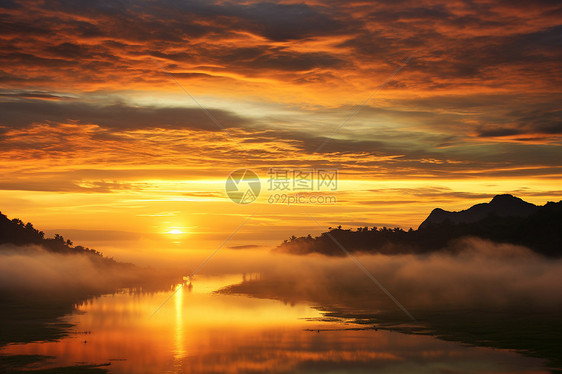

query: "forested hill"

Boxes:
[418, 194, 539, 229]
[0, 211, 119, 264]
[276, 196, 562, 257]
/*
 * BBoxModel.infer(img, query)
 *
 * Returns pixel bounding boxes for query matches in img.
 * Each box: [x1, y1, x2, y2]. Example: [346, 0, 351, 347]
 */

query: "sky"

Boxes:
[0, 0, 561, 264]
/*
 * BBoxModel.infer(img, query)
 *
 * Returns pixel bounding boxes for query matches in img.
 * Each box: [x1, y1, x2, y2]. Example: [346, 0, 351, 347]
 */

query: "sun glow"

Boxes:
[167, 229, 184, 235]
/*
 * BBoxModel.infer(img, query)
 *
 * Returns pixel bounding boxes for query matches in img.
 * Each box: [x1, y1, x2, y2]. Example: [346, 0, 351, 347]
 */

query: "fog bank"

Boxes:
[222, 237, 562, 311]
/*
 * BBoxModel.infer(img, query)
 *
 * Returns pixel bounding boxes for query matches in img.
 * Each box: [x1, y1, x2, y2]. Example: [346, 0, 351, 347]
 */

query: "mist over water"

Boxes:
[1, 238, 561, 372]
[2, 237, 561, 310]
[0, 245, 178, 302]
[221, 238, 562, 312]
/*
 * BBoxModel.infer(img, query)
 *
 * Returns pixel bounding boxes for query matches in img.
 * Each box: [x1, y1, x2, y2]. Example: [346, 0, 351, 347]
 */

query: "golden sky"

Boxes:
[0, 0, 561, 263]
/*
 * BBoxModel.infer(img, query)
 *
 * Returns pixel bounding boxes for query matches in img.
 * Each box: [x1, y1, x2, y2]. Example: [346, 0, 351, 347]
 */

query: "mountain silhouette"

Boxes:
[277, 195, 562, 257]
[419, 194, 539, 229]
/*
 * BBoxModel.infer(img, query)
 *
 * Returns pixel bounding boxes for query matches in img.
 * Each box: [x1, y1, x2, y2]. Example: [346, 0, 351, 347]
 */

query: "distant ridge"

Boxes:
[418, 194, 539, 229]
[276, 195, 562, 257]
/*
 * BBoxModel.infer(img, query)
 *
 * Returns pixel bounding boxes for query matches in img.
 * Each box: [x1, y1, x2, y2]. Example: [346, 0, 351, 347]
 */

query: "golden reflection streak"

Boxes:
[174, 284, 186, 362]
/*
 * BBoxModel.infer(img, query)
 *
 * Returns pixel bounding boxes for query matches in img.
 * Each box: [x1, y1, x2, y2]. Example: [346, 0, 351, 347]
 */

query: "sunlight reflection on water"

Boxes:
[0, 274, 551, 373]
[174, 284, 185, 363]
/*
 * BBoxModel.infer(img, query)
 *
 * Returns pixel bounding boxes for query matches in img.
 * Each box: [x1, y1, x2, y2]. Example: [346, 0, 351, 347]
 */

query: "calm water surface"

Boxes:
[1, 274, 551, 373]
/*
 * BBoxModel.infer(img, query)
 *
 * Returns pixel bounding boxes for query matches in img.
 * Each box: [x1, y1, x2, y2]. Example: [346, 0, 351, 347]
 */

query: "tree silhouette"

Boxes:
[0, 211, 114, 262]
[277, 200, 562, 257]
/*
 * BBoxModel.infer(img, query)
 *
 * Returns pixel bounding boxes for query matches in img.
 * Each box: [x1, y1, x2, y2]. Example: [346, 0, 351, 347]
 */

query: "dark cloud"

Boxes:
[336, 3, 562, 86]
[478, 127, 522, 138]
[396, 93, 562, 141]
[1, 0, 560, 89]
[0, 90, 559, 179]
[0, 99, 250, 130]
[0, 91, 74, 100]
[41, 0, 345, 42]
[0, 0, 19, 9]
[0, 0, 560, 180]
[211, 46, 346, 72]
[219, 1, 346, 41]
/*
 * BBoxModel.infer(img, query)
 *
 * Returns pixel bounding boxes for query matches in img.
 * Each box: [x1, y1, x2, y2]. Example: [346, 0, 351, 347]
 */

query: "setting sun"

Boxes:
[167, 229, 184, 235]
